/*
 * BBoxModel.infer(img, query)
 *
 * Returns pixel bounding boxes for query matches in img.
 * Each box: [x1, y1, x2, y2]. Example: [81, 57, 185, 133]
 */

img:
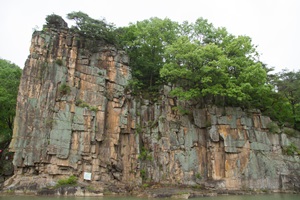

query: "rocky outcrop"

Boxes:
[136, 96, 300, 192]
[5, 20, 300, 194]
[8, 24, 138, 191]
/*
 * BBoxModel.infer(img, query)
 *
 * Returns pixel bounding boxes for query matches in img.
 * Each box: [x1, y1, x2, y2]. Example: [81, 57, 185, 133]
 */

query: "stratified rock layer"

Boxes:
[7, 24, 300, 192]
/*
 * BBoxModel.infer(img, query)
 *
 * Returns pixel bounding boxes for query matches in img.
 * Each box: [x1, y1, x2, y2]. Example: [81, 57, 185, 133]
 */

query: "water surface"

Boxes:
[0, 194, 299, 200]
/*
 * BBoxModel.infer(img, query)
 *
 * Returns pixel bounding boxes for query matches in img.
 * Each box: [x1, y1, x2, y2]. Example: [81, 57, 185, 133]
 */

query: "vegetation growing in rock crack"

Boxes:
[138, 146, 153, 161]
[55, 59, 63, 66]
[75, 99, 98, 112]
[56, 175, 78, 187]
[58, 83, 71, 96]
[283, 143, 300, 156]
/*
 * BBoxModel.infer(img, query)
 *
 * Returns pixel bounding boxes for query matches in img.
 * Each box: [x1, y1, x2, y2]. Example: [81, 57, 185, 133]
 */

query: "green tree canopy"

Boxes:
[45, 13, 68, 29]
[0, 59, 22, 147]
[39, 13, 300, 131]
[116, 17, 180, 95]
[160, 18, 272, 108]
[66, 11, 116, 44]
[274, 70, 300, 129]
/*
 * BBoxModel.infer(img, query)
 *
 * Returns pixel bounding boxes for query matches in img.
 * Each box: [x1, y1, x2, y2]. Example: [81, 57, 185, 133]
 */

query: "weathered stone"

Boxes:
[193, 109, 207, 128]
[209, 126, 219, 142]
[240, 116, 251, 127]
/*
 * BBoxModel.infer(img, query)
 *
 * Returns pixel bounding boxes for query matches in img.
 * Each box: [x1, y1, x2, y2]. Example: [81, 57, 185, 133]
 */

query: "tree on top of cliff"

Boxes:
[0, 59, 22, 148]
[40, 13, 299, 130]
[158, 18, 272, 108]
[67, 11, 116, 44]
[275, 70, 300, 129]
[116, 18, 180, 95]
[45, 14, 68, 29]
[117, 17, 274, 109]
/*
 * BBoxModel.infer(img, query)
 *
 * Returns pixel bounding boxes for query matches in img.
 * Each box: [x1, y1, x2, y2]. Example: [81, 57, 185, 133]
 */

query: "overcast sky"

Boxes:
[0, 0, 299, 72]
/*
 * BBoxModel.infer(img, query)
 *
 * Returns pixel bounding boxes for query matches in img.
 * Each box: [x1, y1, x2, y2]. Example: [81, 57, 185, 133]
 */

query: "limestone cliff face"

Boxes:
[7, 24, 300, 192]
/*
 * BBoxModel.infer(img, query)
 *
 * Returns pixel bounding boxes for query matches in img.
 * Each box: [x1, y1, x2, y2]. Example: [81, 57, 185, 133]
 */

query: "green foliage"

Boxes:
[117, 17, 179, 95]
[283, 127, 297, 136]
[275, 70, 300, 130]
[75, 99, 98, 112]
[86, 185, 96, 192]
[89, 106, 98, 112]
[58, 83, 70, 96]
[42, 13, 299, 132]
[172, 106, 191, 116]
[195, 173, 202, 179]
[45, 14, 67, 29]
[267, 122, 280, 134]
[67, 11, 116, 44]
[56, 175, 78, 186]
[138, 147, 153, 161]
[75, 99, 89, 108]
[126, 79, 143, 95]
[0, 59, 22, 147]
[135, 124, 143, 135]
[140, 169, 146, 180]
[160, 20, 271, 108]
[142, 183, 149, 188]
[283, 143, 300, 156]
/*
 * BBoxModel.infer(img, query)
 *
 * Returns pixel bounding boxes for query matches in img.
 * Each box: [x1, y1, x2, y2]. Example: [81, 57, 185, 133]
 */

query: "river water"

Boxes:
[0, 194, 299, 200]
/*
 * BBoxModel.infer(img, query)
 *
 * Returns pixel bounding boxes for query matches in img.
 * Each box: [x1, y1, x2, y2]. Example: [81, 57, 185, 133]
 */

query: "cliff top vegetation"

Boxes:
[19, 12, 300, 131]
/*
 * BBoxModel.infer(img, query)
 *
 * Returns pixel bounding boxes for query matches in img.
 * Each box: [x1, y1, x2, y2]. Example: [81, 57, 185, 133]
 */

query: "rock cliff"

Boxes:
[5, 21, 300, 193]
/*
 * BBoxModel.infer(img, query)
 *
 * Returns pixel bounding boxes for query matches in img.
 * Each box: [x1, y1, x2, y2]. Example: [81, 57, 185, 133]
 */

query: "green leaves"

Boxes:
[118, 17, 180, 95]
[274, 70, 300, 129]
[159, 18, 270, 107]
[67, 11, 116, 44]
[45, 13, 67, 29]
[0, 59, 22, 146]
[40, 13, 300, 131]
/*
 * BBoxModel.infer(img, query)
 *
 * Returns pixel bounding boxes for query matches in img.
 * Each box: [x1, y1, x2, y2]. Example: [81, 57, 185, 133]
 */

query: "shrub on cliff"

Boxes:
[58, 83, 71, 96]
[56, 175, 78, 187]
[67, 11, 116, 44]
[45, 14, 68, 29]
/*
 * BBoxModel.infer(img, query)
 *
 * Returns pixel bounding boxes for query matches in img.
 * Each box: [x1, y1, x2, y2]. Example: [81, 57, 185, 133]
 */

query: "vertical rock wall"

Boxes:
[9, 26, 140, 188]
[136, 89, 300, 191]
[7, 24, 300, 192]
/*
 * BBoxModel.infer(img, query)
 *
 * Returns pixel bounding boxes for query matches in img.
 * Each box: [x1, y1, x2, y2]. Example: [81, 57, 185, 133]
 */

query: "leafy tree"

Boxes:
[45, 13, 68, 29]
[275, 69, 300, 129]
[0, 59, 22, 148]
[66, 11, 116, 44]
[117, 18, 179, 95]
[160, 18, 272, 108]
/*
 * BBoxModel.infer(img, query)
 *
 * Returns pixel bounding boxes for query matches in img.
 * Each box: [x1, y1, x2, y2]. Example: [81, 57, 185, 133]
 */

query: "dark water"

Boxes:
[0, 194, 299, 200]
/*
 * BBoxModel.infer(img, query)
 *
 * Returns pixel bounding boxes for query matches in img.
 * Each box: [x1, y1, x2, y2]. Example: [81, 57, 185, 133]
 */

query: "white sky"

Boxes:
[0, 0, 299, 72]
